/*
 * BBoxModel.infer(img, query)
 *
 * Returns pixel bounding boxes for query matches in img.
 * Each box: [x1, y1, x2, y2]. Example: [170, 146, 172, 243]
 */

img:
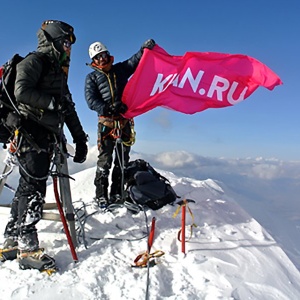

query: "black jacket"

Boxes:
[14, 29, 86, 143]
[85, 49, 143, 117]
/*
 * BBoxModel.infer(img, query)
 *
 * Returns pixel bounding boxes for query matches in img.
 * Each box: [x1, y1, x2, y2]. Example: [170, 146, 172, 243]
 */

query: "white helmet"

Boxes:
[89, 41, 109, 59]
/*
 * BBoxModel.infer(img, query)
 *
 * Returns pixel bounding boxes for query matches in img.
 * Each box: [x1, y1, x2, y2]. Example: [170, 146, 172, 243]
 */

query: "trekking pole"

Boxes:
[52, 175, 78, 262]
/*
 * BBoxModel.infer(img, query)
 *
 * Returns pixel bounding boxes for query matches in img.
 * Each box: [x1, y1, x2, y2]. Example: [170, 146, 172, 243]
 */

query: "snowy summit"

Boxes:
[0, 166, 300, 300]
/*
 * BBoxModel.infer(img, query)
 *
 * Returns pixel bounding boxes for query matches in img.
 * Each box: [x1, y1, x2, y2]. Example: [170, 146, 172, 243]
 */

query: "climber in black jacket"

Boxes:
[2, 20, 88, 270]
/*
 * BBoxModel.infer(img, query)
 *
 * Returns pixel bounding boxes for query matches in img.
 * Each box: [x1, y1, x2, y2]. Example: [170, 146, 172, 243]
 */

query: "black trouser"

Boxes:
[4, 122, 53, 251]
[95, 122, 131, 198]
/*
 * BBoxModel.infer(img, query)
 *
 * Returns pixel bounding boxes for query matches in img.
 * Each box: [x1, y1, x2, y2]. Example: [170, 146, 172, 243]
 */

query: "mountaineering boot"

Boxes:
[106, 194, 128, 213]
[95, 196, 108, 209]
[18, 248, 57, 273]
[0, 238, 18, 261]
[109, 194, 124, 205]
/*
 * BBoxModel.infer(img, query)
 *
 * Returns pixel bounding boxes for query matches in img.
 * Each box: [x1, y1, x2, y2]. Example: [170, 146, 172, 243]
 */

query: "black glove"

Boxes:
[119, 103, 128, 114]
[142, 39, 156, 50]
[73, 142, 88, 163]
[107, 102, 128, 115]
[6, 112, 21, 129]
[114, 102, 128, 114]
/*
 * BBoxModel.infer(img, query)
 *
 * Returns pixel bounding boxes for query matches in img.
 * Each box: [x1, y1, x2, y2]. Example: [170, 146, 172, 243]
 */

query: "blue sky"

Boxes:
[1, 0, 299, 161]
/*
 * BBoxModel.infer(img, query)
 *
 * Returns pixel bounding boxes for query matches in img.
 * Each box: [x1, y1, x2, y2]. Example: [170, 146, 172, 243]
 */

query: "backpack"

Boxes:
[0, 54, 24, 144]
[124, 159, 178, 210]
[0, 52, 50, 144]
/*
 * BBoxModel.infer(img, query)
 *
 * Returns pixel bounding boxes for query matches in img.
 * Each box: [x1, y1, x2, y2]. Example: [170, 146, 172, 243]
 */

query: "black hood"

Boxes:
[36, 20, 76, 63]
[42, 20, 76, 44]
[36, 28, 59, 63]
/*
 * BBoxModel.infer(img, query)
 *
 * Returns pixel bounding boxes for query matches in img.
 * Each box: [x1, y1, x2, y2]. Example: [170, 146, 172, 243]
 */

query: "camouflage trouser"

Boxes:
[4, 147, 50, 251]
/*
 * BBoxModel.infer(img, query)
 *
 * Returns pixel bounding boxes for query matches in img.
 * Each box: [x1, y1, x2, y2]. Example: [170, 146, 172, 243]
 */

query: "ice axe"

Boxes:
[132, 217, 164, 268]
[173, 199, 196, 254]
[52, 175, 78, 262]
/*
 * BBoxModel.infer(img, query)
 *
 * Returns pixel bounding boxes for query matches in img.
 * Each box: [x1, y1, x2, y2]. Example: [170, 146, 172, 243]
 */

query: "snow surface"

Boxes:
[1, 166, 300, 299]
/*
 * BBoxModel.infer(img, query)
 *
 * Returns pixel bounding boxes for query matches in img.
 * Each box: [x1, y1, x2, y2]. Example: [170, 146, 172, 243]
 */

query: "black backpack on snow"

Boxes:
[124, 159, 178, 210]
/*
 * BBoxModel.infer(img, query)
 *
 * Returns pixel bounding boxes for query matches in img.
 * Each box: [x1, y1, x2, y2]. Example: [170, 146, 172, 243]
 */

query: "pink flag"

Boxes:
[122, 45, 282, 118]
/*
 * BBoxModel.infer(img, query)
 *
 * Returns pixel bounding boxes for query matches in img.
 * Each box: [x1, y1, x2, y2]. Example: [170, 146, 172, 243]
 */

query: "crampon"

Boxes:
[0, 247, 18, 262]
[18, 248, 57, 275]
[0, 238, 18, 262]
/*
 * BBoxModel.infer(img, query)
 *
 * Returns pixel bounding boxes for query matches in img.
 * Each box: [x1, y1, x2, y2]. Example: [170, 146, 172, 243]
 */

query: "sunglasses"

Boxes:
[63, 40, 72, 49]
[94, 52, 108, 60]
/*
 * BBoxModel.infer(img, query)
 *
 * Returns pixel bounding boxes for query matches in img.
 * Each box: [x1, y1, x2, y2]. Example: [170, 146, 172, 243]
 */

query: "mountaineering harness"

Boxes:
[91, 62, 136, 149]
[98, 116, 136, 147]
